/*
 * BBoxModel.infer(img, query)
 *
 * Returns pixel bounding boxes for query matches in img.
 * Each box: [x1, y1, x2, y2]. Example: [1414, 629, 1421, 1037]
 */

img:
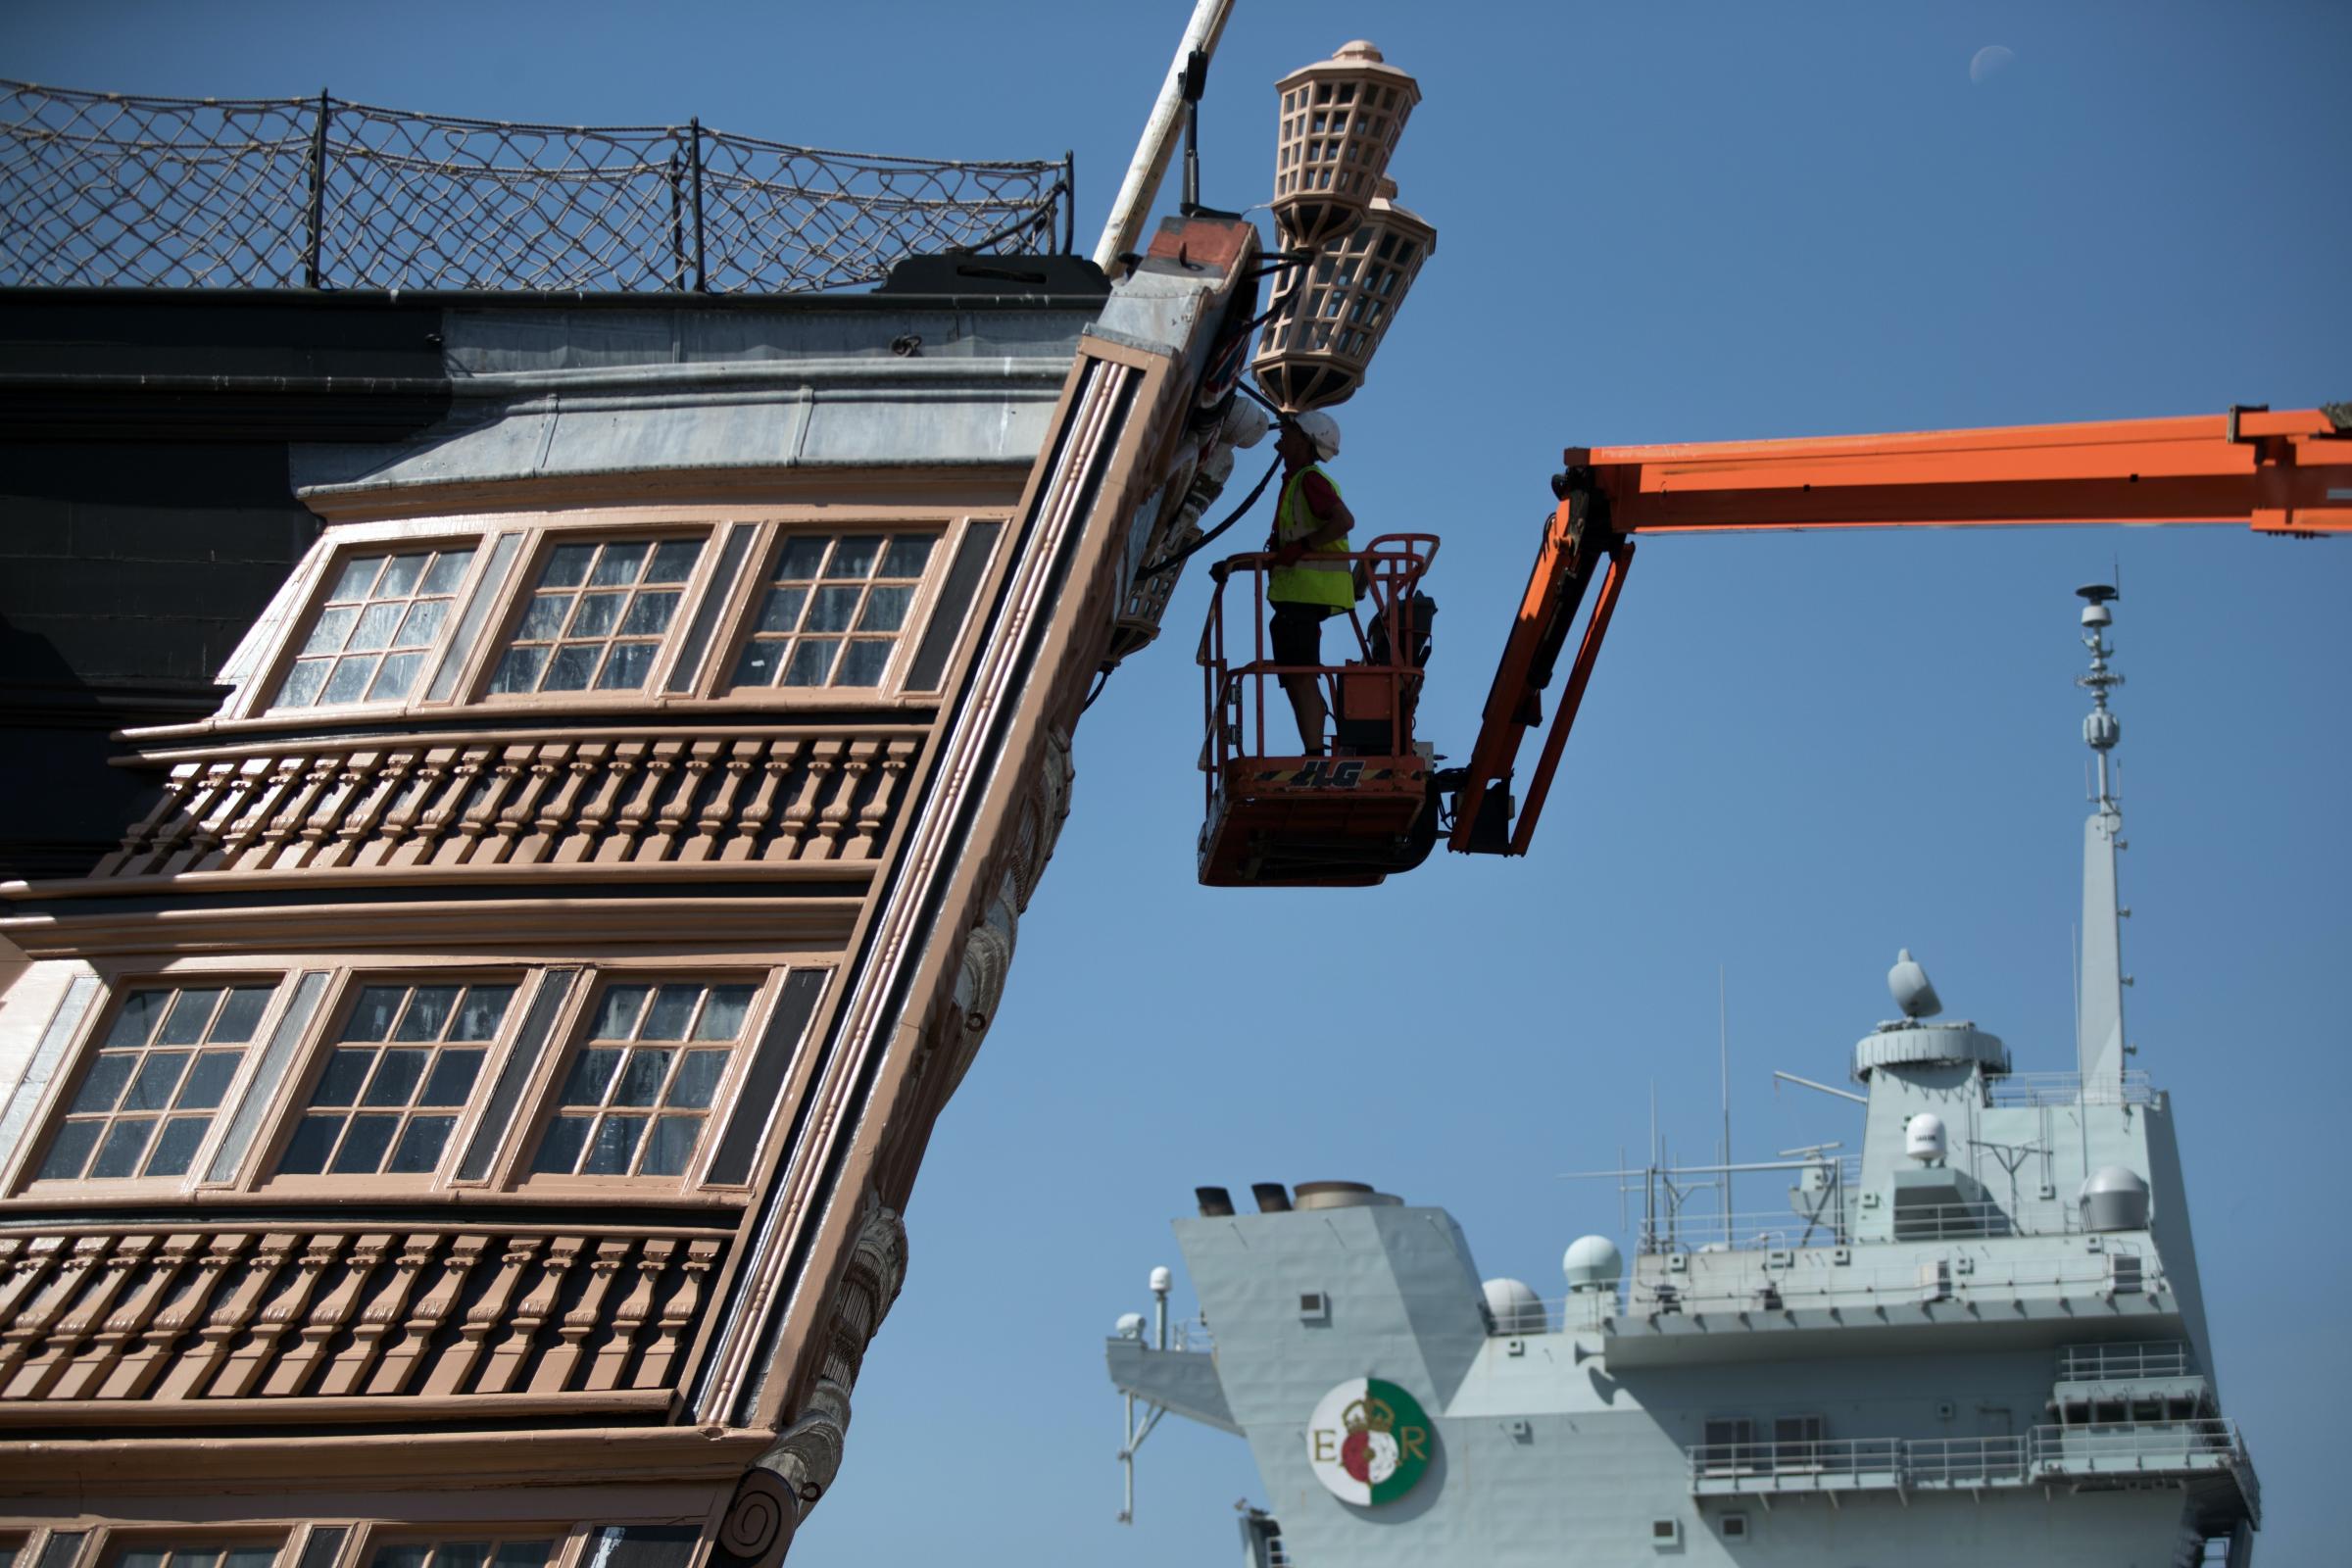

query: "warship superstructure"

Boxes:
[1108, 586, 2262, 1566]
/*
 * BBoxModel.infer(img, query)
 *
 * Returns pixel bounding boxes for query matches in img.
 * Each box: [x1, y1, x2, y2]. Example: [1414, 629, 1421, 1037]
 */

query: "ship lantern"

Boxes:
[1251, 177, 1437, 413]
[1271, 40, 1421, 251]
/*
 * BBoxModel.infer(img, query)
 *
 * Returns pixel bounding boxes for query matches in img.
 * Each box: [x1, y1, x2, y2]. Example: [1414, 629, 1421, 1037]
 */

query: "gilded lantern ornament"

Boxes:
[1252, 179, 1436, 414]
[1271, 40, 1421, 252]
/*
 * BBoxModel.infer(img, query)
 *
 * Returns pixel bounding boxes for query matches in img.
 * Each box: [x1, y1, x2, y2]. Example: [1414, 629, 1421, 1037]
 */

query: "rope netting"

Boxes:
[0, 82, 1070, 293]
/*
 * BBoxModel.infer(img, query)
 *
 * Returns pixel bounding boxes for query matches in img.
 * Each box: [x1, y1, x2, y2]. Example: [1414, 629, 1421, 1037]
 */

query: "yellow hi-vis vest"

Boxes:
[1270, 464, 1354, 611]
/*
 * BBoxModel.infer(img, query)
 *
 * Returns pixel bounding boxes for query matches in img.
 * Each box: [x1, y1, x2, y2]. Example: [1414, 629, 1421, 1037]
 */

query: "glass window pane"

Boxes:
[331, 556, 385, 600]
[558, 1047, 624, 1104]
[592, 986, 650, 1039]
[488, 1544, 555, 1568]
[452, 986, 515, 1040]
[568, 592, 624, 639]
[857, 584, 914, 632]
[175, 1050, 244, 1109]
[123, 1052, 189, 1110]
[108, 991, 170, 1047]
[489, 647, 548, 694]
[275, 659, 331, 709]
[117, 1549, 169, 1568]
[756, 587, 808, 633]
[542, 644, 599, 691]
[211, 987, 273, 1043]
[395, 987, 461, 1042]
[368, 1545, 432, 1568]
[639, 987, 699, 1041]
[784, 640, 838, 686]
[375, 554, 428, 598]
[880, 536, 935, 577]
[835, 640, 892, 687]
[221, 1549, 281, 1568]
[71, 1053, 137, 1113]
[303, 604, 361, 655]
[90, 1117, 156, 1178]
[581, 1114, 646, 1174]
[532, 1113, 591, 1173]
[312, 1048, 375, 1105]
[595, 642, 656, 691]
[419, 547, 477, 595]
[541, 543, 598, 587]
[160, 988, 223, 1045]
[362, 1049, 428, 1106]
[639, 1115, 701, 1177]
[694, 985, 757, 1041]
[418, 1048, 485, 1106]
[618, 591, 679, 637]
[345, 987, 406, 1042]
[517, 593, 570, 641]
[776, 537, 828, 578]
[277, 1112, 344, 1173]
[732, 642, 782, 686]
[143, 1114, 210, 1176]
[646, 539, 702, 583]
[613, 1050, 673, 1106]
[668, 1050, 730, 1108]
[346, 602, 404, 653]
[392, 599, 447, 649]
[37, 1119, 102, 1180]
[804, 586, 860, 633]
[588, 542, 647, 586]
[321, 656, 377, 704]
[387, 1115, 455, 1174]
[367, 651, 426, 702]
[331, 1112, 400, 1173]
[826, 536, 881, 578]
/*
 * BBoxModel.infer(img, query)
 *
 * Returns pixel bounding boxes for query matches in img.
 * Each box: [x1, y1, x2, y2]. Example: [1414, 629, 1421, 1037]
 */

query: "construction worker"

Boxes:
[1264, 410, 1356, 754]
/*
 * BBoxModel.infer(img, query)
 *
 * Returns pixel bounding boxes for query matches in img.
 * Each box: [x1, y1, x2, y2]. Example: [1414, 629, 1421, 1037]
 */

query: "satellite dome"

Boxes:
[1563, 1235, 1624, 1294]
[1115, 1312, 1147, 1340]
[1905, 1112, 1948, 1164]
[1888, 949, 1943, 1019]
[2080, 1165, 2151, 1233]
[1482, 1277, 1547, 1334]
[1148, 1265, 1173, 1295]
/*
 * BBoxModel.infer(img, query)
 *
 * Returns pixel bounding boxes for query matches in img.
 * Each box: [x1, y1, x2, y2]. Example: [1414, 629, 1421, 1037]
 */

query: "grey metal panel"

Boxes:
[1103, 1341, 1239, 1435]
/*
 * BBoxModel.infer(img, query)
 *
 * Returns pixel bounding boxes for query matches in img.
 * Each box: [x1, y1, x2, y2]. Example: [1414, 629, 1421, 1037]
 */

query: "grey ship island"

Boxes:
[1106, 587, 2261, 1567]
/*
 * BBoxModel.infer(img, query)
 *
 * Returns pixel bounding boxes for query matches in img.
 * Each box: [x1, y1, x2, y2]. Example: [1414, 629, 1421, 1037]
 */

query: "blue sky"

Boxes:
[9, 2, 2348, 1561]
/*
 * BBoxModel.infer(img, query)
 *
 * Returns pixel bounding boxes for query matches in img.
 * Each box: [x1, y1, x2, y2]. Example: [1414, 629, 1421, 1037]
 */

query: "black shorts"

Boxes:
[1269, 602, 1330, 667]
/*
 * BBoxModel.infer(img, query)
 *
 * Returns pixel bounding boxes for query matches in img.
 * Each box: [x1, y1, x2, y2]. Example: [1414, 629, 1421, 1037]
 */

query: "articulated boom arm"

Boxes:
[1450, 403, 2351, 858]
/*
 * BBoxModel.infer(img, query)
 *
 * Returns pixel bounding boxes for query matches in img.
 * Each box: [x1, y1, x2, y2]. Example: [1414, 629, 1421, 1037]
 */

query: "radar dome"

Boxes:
[1563, 1235, 1624, 1294]
[1905, 1112, 1948, 1164]
[1148, 1265, 1173, 1296]
[1115, 1312, 1147, 1340]
[1888, 949, 1943, 1019]
[1482, 1277, 1547, 1334]
[2080, 1165, 2151, 1233]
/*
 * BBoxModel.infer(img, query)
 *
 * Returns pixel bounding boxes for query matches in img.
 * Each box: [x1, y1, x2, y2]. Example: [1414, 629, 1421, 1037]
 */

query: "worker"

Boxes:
[1264, 410, 1357, 755]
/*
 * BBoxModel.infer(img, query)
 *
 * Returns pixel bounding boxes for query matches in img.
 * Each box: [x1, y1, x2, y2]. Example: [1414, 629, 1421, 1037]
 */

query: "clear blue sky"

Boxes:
[10, 2, 2347, 1560]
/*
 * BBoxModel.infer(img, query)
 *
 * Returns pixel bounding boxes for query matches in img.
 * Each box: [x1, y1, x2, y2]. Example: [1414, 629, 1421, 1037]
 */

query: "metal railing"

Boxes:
[1984, 1069, 2157, 1107]
[1642, 1195, 2077, 1253]
[2, 81, 1072, 293]
[1690, 1421, 2254, 1505]
[1636, 1246, 2153, 1311]
[2058, 1341, 2196, 1383]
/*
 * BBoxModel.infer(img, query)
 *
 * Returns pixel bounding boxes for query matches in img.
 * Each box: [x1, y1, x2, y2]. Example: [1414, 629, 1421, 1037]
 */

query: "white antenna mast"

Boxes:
[2074, 583, 2130, 1091]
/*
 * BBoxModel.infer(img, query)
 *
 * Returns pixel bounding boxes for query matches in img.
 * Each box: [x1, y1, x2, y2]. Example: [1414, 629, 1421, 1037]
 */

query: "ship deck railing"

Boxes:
[1984, 1068, 2158, 1107]
[1623, 1245, 2155, 1316]
[2057, 1340, 2196, 1383]
[1689, 1419, 2256, 1521]
[1637, 1195, 2091, 1254]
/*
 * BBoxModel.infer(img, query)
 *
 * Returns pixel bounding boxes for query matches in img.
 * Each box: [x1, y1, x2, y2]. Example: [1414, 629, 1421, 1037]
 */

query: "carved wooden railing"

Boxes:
[92, 727, 923, 880]
[0, 1221, 725, 1417]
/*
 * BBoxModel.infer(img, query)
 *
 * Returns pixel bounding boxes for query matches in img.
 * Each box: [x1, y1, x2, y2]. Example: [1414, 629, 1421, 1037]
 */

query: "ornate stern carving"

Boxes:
[757, 1201, 907, 1516]
[946, 724, 1075, 1091]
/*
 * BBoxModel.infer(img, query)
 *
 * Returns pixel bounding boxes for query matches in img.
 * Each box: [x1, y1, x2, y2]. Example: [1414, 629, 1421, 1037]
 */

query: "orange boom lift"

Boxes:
[1195, 403, 2349, 884]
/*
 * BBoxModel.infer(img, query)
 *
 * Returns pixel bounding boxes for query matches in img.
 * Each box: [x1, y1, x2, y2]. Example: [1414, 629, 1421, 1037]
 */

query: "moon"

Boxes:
[1970, 45, 2017, 84]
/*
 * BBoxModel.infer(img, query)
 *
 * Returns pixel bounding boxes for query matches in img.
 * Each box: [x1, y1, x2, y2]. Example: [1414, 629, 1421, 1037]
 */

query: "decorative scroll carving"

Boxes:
[0, 1222, 728, 1416]
[945, 724, 1075, 1093]
[89, 729, 923, 881]
[759, 1202, 906, 1510]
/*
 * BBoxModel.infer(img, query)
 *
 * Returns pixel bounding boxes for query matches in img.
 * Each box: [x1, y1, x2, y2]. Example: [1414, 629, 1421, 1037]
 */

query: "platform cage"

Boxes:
[1195, 534, 1440, 887]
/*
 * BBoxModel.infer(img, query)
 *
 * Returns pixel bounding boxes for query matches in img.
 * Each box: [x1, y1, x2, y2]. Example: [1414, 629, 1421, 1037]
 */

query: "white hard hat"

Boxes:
[1291, 410, 1342, 461]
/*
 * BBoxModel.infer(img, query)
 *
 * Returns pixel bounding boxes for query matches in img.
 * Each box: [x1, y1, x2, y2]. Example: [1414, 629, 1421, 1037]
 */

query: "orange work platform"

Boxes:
[1198, 535, 1440, 887]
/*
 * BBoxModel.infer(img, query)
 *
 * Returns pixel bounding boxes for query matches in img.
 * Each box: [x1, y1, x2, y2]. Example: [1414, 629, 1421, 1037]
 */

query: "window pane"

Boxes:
[559, 1047, 624, 1103]
[362, 1050, 428, 1107]
[542, 644, 599, 690]
[639, 986, 699, 1040]
[613, 1050, 673, 1106]
[221, 1549, 281, 1568]
[639, 1114, 701, 1177]
[590, 542, 649, 586]
[517, 593, 570, 641]
[593, 985, 650, 1038]
[880, 536, 936, 577]
[375, 554, 428, 598]
[776, 537, 828, 578]
[581, 1113, 646, 1174]
[90, 1117, 156, 1178]
[733, 642, 782, 685]
[784, 640, 838, 686]
[122, 1052, 189, 1110]
[694, 986, 757, 1041]
[418, 1049, 486, 1106]
[303, 604, 360, 655]
[646, 540, 702, 582]
[826, 536, 881, 578]
[387, 1115, 455, 1174]
[392, 599, 447, 649]
[395, 986, 461, 1042]
[345, 986, 406, 1042]
[212, 987, 273, 1043]
[541, 543, 597, 587]
[175, 1050, 243, 1109]
[488, 1544, 555, 1568]
[71, 1053, 136, 1112]
[160, 988, 223, 1045]
[452, 985, 515, 1040]
[532, 1113, 591, 1173]
[331, 555, 384, 600]
[595, 641, 657, 690]
[668, 1050, 730, 1108]
[835, 640, 892, 687]
[321, 657, 376, 704]
[108, 991, 170, 1046]
[569, 592, 624, 639]
[143, 1114, 210, 1175]
[489, 647, 547, 693]
[275, 659, 331, 708]
[858, 584, 914, 632]
[37, 1119, 102, 1180]
[367, 652, 427, 702]
[804, 586, 860, 633]
[331, 1113, 400, 1173]
[277, 1112, 343, 1173]
[313, 1048, 375, 1105]
[756, 587, 807, 633]
[419, 547, 477, 595]
[346, 602, 403, 653]
[619, 591, 679, 636]
[369, 1545, 432, 1568]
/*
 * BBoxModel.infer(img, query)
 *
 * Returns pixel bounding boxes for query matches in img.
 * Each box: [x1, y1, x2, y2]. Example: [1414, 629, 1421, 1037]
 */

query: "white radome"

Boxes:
[1481, 1277, 1547, 1334]
[1563, 1234, 1624, 1294]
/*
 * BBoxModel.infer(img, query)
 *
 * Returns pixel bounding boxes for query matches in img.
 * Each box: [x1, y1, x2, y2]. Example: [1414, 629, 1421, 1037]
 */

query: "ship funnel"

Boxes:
[1888, 949, 1942, 1018]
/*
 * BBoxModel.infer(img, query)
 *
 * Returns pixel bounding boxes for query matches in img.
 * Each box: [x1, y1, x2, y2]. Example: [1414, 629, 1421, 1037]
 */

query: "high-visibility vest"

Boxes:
[1270, 465, 1354, 610]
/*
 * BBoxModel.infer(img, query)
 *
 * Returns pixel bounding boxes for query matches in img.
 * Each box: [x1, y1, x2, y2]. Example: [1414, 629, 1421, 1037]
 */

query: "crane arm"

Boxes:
[1449, 403, 2352, 858]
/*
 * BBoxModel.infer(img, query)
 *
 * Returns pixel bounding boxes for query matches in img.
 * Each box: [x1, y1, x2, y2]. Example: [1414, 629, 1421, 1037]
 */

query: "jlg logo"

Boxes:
[1293, 760, 1364, 788]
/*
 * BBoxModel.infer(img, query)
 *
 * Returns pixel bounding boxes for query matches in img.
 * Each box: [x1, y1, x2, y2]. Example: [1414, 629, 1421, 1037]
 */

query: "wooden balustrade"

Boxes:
[0, 1220, 728, 1419]
[90, 727, 923, 881]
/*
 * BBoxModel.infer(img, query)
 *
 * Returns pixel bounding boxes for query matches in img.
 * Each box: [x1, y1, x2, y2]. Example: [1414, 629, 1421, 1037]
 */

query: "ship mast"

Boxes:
[2075, 583, 2128, 1091]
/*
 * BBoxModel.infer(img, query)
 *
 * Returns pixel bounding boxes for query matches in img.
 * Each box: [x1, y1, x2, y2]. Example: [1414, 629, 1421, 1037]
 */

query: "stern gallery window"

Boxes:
[37, 983, 275, 1181]
[276, 981, 518, 1177]
[531, 981, 758, 1178]
[490, 536, 704, 695]
[731, 532, 936, 690]
[276, 546, 476, 708]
